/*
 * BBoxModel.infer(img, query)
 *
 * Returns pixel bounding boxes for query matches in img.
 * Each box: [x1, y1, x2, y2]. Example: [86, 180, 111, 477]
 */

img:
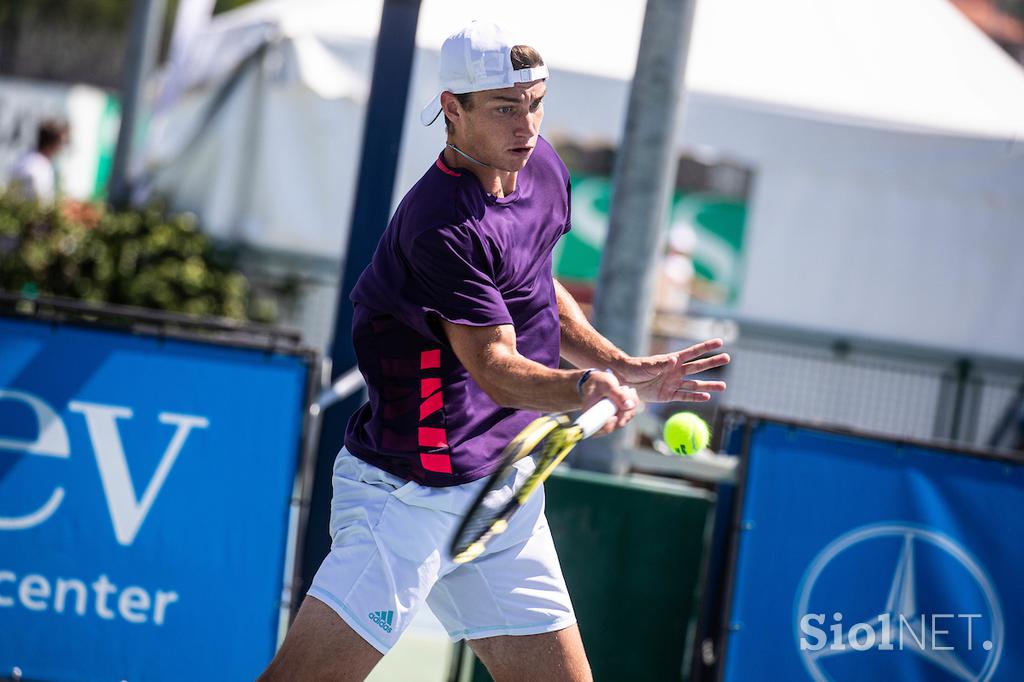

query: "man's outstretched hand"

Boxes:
[616, 338, 731, 403]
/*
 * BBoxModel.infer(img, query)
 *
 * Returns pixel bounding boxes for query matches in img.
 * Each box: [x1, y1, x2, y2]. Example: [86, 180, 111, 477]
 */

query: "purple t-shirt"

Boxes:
[344, 136, 571, 486]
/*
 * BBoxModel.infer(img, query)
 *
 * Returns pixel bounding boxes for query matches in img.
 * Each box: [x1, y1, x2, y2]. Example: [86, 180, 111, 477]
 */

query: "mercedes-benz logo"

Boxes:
[795, 523, 1004, 681]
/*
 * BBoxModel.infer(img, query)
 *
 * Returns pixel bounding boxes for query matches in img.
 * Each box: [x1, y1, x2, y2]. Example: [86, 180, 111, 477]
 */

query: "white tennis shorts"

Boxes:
[307, 448, 576, 654]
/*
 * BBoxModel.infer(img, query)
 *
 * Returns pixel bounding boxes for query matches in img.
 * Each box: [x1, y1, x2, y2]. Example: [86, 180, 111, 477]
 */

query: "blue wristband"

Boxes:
[576, 368, 599, 397]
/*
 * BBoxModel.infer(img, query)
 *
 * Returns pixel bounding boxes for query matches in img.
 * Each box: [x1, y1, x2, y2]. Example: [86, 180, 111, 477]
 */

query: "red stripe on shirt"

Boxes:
[418, 426, 448, 449]
[420, 349, 441, 369]
[420, 452, 453, 473]
[419, 391, 444, 421]
[421, 377, 442, 398]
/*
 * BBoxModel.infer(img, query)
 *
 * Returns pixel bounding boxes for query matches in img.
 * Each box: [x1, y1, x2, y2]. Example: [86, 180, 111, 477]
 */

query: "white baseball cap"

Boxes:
[420, 21, 549, 126]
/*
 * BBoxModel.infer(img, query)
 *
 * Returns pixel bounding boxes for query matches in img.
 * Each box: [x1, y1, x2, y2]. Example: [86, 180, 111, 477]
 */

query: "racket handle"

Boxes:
[574, 398, 618, 438]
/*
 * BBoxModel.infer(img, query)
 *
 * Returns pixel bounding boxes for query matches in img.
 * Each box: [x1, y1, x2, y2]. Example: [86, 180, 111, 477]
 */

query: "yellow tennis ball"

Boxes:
[663, 412, 710, 456]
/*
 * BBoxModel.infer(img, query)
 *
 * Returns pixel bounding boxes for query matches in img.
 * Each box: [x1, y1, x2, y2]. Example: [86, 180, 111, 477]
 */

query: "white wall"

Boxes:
[684, 99, 1024, 359]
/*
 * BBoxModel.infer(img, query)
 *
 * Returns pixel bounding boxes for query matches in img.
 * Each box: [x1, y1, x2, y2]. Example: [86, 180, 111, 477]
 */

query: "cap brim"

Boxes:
[420, 92, 443, 126]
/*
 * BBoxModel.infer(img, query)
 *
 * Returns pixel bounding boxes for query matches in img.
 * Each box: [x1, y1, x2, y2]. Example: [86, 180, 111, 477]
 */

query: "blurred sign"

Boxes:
[0, 77, 120, 200]
[554, 173, 748, 306]
[0, 315, 311, 681]
[721, 421, 1023, 681]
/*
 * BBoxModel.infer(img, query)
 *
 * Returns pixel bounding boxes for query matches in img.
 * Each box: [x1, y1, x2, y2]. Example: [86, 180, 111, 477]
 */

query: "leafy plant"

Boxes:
[0, 194, 275, 322]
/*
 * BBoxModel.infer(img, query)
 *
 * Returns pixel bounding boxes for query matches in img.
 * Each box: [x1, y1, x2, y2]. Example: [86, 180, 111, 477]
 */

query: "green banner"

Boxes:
[555, 174, 747, 306]
[91, 93, 121, 200]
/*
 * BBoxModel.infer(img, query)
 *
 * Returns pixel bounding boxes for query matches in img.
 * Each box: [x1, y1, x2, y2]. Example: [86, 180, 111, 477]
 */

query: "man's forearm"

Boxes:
[441, 318, 589, 412]
[554, 279, 629, 375]
[440, 317, 637, 415]
[480, 351, 589, 412]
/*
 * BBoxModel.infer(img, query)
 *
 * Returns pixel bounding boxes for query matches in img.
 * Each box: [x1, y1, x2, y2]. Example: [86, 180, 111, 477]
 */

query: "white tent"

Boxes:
[143, 0, 1024, 358]
[142, 8, 369, 257]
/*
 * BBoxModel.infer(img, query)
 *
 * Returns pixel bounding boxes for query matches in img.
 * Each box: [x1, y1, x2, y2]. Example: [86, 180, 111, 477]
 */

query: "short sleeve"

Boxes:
[401, 225, 513, 342]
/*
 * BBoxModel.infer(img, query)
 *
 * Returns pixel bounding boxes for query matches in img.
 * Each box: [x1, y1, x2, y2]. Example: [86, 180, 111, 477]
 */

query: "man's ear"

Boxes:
[441, 92, 462, 127]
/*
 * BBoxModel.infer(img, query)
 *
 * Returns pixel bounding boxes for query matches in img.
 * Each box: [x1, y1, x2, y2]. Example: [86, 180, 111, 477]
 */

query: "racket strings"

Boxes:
[450, 418, 585, 564]
[450, 417, 563, 561]
[517, 427, 582, 500]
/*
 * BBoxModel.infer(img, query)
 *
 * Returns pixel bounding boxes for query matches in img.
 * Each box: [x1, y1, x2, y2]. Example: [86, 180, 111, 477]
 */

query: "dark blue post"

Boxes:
[299, 0, 423, 601]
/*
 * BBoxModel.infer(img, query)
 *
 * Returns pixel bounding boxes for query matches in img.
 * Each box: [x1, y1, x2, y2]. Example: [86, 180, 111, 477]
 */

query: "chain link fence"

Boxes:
[654, 316, 1024, 453]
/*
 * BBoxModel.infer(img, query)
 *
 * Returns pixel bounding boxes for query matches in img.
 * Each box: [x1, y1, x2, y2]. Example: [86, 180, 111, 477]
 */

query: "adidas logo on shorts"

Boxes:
[369, 609, 394, 633]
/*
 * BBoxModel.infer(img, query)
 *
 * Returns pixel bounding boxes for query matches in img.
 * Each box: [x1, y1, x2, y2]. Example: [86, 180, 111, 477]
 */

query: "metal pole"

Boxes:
[109, 0, 166, 207]
[949, 358, 971, 442]
[299, 0, 422, 597]
[576, 0, 697, 474]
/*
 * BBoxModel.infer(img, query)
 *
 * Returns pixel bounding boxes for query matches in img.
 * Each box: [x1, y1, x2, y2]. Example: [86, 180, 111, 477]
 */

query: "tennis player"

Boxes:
[259, 21, 729, 682]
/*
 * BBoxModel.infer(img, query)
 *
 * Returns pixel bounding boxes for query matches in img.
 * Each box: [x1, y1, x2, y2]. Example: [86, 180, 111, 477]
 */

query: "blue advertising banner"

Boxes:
[722, 421, 1024, 682]
[0, 315, 312, 681]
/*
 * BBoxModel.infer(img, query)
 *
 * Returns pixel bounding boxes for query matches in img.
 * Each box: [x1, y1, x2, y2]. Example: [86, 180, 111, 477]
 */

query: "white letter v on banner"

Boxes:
[68, 402, 210, 546]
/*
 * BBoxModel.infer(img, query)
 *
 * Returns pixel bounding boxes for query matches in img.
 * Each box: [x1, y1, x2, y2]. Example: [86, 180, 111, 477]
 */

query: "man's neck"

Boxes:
[443, 143, 517, 198]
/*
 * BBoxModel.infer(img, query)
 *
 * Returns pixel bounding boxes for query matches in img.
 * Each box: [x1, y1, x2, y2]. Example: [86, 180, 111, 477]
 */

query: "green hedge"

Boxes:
[0, 195, 273, 322]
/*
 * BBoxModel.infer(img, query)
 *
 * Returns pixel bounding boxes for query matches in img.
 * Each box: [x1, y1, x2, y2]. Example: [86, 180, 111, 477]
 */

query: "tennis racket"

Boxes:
[449, 398, 618, 564]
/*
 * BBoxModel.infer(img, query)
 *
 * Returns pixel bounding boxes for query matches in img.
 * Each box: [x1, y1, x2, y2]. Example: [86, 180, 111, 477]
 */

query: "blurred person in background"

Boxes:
[655, 223, 697, 315]
[6, 118, 69, 204]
